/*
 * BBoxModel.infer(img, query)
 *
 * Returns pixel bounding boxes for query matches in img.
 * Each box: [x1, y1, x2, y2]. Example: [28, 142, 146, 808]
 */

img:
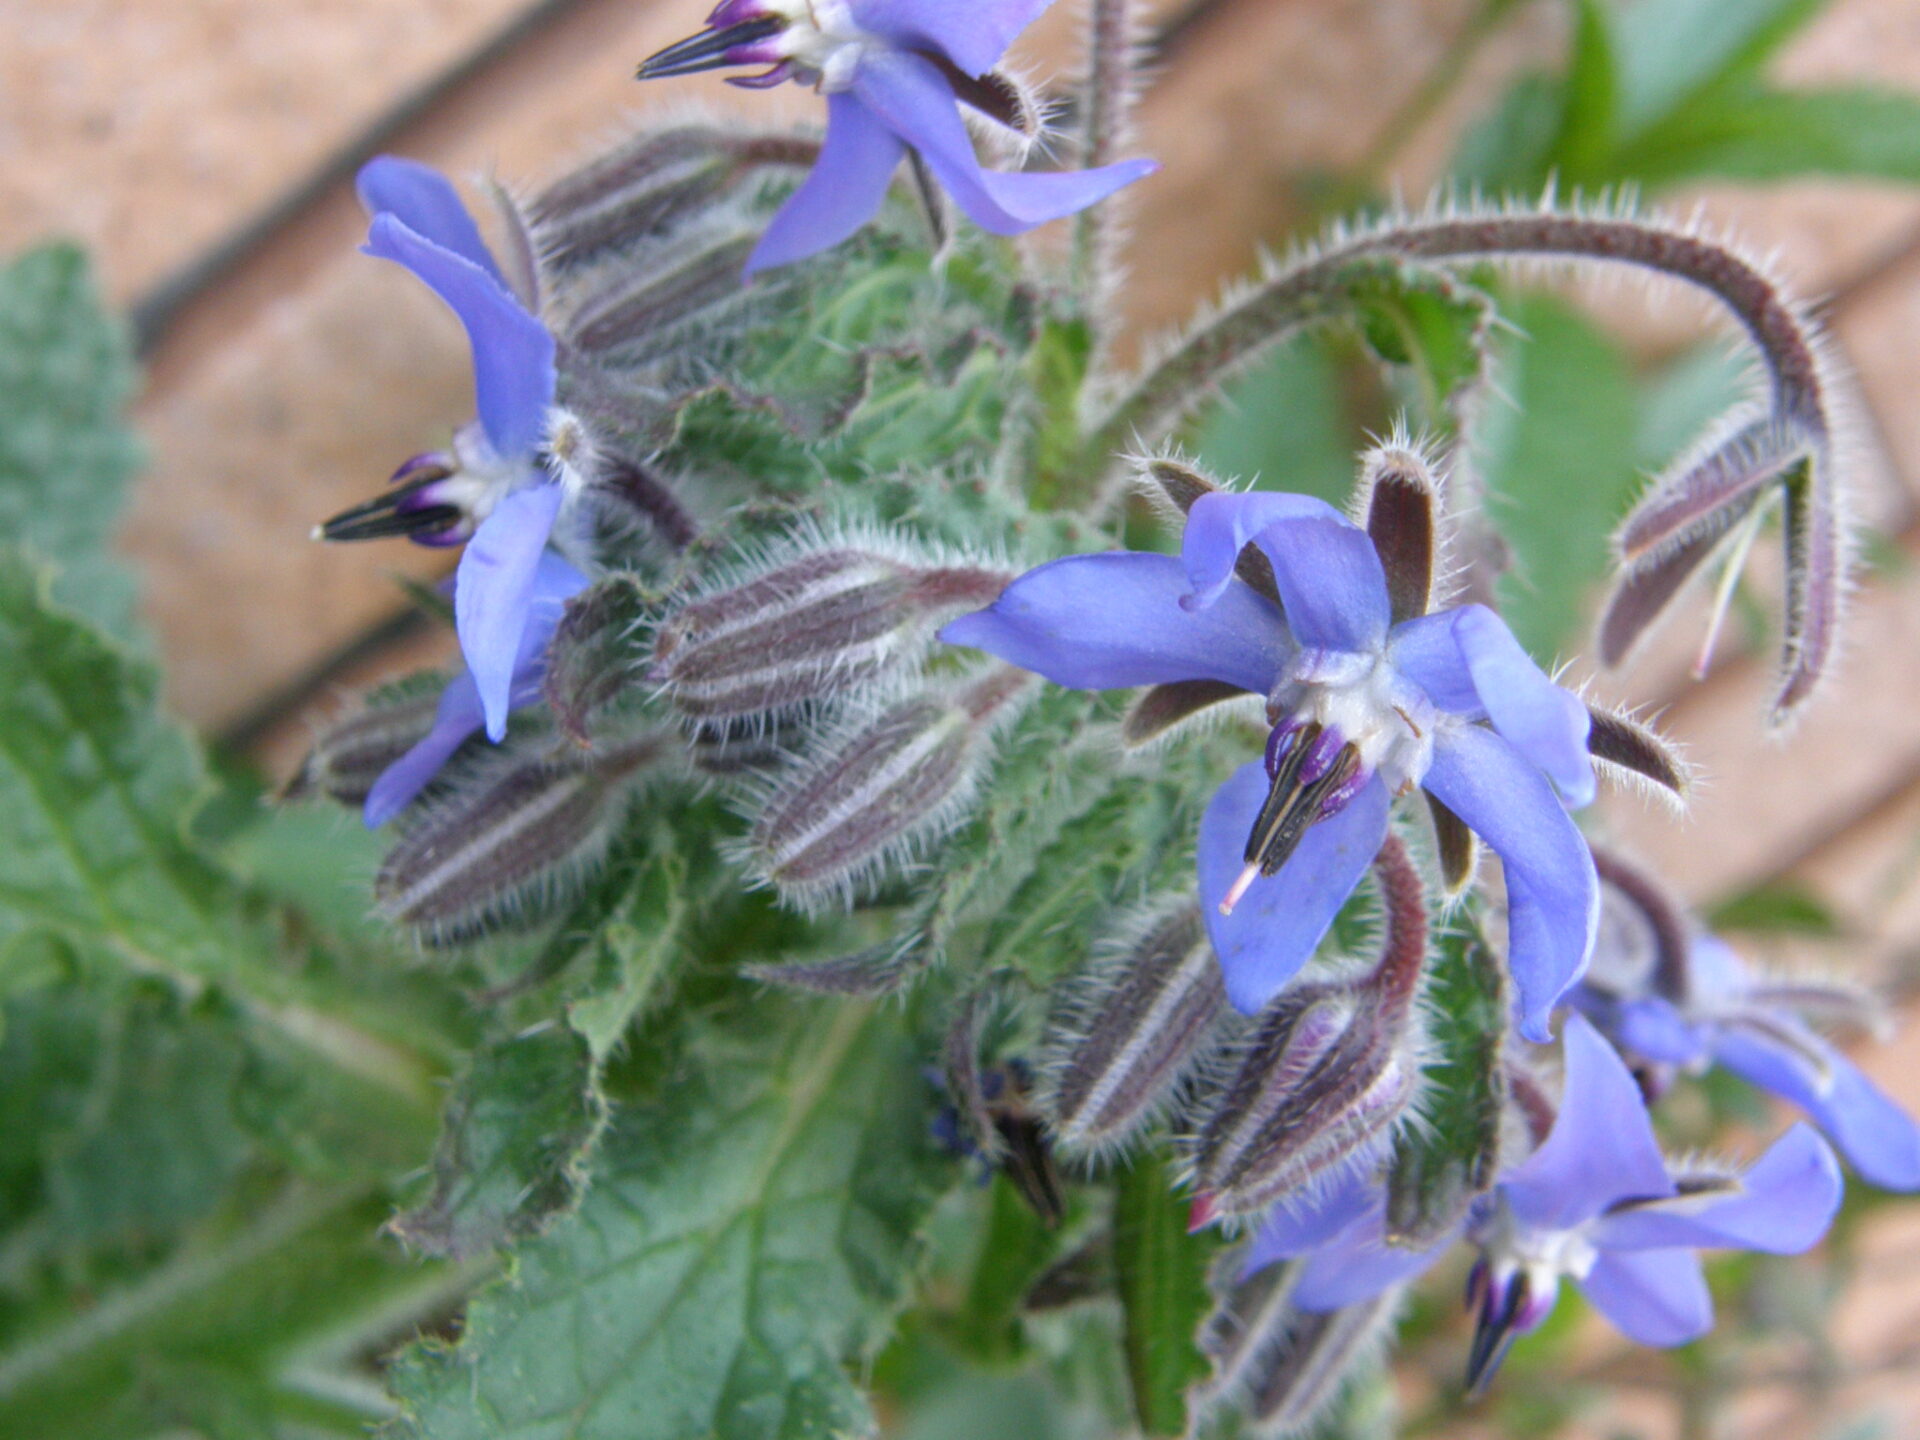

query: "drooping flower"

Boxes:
[1576, 869, 1920, 1191]
[635, 0, 1157, 273]
[941, 485, 1598, 1039]
[318, 157, 575, 744]
[363, 551, 589, 828]
[1242, 1015, 1843, 1391]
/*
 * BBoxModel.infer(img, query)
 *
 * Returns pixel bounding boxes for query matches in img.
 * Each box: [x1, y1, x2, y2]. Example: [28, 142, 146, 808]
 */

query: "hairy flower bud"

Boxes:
[1190, 837, 1429, 1220]
[559, 224, 765, 360]
[653, 541, 1011, 722]
[742, 665, 1032, 907]
[525, 123, 819, 274]
[375, 734, 667, 941]
[1042, 904, 1227, 1154]
[1239, 1289, 1402, 1437]
[286, 686, 445, 807]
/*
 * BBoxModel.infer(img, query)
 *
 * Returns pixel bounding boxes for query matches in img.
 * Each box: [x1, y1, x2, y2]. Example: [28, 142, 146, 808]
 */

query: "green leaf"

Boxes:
[945, 1174, 1071, 1362]
[387, 998, 954, 1440]
[0, 244, 142, 639]
[391, 1025, 609, 1260]
[1347, 262, 1496, 425]
[1617, 86, 1920, 185]
[565, 838, 687, 1062]
[1553, 0, 1622, 180]
[1608, 0, 1822, 137]
[1707, 881, 1843, 937]
[1110, 1155, 1213, 1438]
[1475, 295, 1643, 662]
[1385, 924, 1506, 1247]
[1187, 335, 1356, 504]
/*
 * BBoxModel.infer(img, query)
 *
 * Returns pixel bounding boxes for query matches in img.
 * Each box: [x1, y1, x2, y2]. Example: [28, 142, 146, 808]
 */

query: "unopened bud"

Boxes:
[1239, 1288, 1402, 1437]
[654, 543, 1010, 722]
[684, 713, 804, 777]
[1043, 905, 1227, 1154]
[1191, 838, 1428, 1219]
[286, 685, 444, 808]
[527, 123, 819, 273]
[743, 666, 1033, 907]
[540, 575, 654, 744]
[375, 735, 666, 942]
[560, 225, 762, 359]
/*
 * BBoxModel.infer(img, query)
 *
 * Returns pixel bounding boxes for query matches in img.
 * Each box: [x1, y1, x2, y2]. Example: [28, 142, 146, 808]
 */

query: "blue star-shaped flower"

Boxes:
[637, 0, 1157, 273]
[941, 488, 1599, 1039]
[1242, 1016, 1842, 1388]
[325, 158, 569, 748]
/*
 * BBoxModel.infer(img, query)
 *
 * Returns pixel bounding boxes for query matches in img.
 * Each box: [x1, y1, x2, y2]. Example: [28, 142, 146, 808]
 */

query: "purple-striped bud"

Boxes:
[1041, 905, 1227, 1155]
[374, 734, 667, 942]
[525, 122, 818, 274]
[558, 224, 763, 360]
[1191, 838, 1429, 1219]
[653, 542, 1011, 722]
[1206, 1276, 1402, 1437]
[742, 665, 1033, 907]
[286, 685, 445, 808]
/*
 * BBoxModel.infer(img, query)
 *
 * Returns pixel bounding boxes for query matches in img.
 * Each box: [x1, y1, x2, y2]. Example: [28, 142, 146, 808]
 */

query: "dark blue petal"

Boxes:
[851, 51, 1154, 236]
[455, 486, 567, 741]
[938, 551, 1287, 693]
[1595, 1124, 1841, 1255]
[1716, 1026, 1920, 1191]
[363, 214, 555, 460]
[1578, 1249, 1713, 1347]
[848, 0, 1052, 76]
[1389, 605, 1593, 806]
[1238, 1165, 1377, 1278]
[1180, 491, 1386, 652]
[1502, 1014, 1671, 1232]
[1198, 764, 1391, 1014]
[356, 156, 505, 287]
[746, 91, 906, 273]
[1422, 726, 1598, 1041]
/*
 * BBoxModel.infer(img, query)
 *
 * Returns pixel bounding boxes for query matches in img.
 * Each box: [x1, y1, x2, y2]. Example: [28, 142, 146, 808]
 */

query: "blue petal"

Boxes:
[1422, 726, 1598, 1041]
[1578, 1249, 1713, 1347]
[363, 213, 555, 460]
[366, 550, 587, 827]
[1716, 1026, 1920, 1191]
[1180, 492, 1386, 652]
[1389, 605, 1593, 806]
[356, 156, 505, 287]
[1291, 1211, 1451, 1312]
[747, 91, 906, 274]
[851, 51, 1155, 236]
[939, 551, 1287, 693]
[363, 674, 486, 829]
[1199, 764, 1391, 1014]
[456, 486, 567, 741]
[848, 0, 1052, 76]
[1595, 1125, 1841, 1255]
[1238, 1166, 1377, 1278]
[1502, 1014, 1672, 1232]
[1611, 995, 1712, 1067]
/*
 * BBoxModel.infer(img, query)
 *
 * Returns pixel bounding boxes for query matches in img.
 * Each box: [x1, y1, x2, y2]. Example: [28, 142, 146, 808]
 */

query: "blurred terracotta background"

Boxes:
[8, 1, 1920, 1435]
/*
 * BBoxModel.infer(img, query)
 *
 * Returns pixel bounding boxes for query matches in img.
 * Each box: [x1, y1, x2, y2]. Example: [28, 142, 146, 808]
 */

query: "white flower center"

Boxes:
[769, 0, 871, 91]
[1273, 647, 1438, 794]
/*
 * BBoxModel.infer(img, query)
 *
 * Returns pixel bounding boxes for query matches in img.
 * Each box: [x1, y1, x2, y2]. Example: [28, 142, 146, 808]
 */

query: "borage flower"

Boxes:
[1243, 1015, 1842, 1391]
[636, 1, 1157, 273]
[942, 476, 1597, 1039]
[362, 552, 588, 828]
[319, 157, 578, 744]
[1577, 864, 1920, 1190]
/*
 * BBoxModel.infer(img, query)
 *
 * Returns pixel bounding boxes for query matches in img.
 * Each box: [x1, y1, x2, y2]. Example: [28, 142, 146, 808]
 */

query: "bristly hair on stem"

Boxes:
[1080, 191, 1856, 724]
[1072, 0, 1150, 349]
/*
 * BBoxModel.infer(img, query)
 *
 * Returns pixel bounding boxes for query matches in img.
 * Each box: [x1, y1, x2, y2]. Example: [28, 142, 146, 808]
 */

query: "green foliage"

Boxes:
[1110, 1155, 1216, 1437]
[387, 998, 954, 1440]
[0, 244, 142, 639]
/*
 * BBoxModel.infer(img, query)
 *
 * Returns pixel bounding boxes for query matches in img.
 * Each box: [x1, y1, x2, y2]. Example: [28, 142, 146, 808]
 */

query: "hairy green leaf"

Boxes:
[1619, 86, 1920, 185]
[387, 999, 954, 1440]
[1111, 1156, 1213, 1438]
[0, 244, 142, 639]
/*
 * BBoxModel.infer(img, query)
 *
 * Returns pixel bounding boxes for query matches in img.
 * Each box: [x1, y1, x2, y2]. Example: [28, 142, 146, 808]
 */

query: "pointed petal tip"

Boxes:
[1187, 1193, 1218, 1233]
